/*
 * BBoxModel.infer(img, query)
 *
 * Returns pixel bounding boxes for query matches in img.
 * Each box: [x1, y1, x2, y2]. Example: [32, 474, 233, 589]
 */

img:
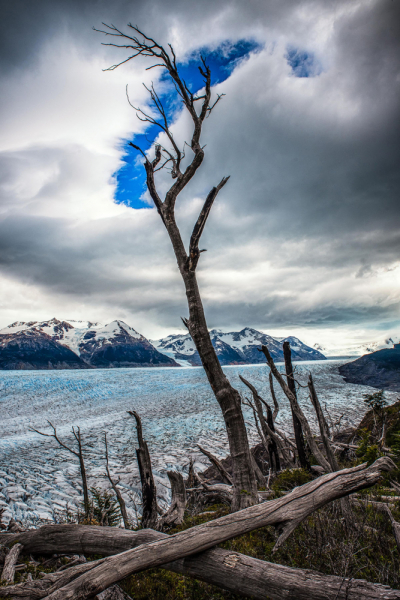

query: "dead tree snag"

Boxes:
[128, 411, 159, 528]
[283, 341, 310, 470]
[30, 422, 90, 516]
[96, 23, 257, 510]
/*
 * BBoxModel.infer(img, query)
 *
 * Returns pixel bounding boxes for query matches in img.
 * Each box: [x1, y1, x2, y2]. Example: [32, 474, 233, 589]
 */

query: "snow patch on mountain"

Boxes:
[0, 318, 142, 356]
[154, 327, 327, 365]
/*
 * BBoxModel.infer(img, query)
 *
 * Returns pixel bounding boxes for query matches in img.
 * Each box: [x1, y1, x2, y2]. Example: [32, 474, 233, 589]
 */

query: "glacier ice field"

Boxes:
[0, 360, 395, 526]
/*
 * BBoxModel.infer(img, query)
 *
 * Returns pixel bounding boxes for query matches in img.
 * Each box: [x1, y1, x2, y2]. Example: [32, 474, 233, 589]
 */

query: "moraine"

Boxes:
[0, 360, 397, 526]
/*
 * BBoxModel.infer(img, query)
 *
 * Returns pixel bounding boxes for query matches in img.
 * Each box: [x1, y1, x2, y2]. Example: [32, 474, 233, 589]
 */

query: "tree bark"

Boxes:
[127, 411, 159, 529]
[197, 445, 233, 485]
[1, 543, 23, 583]
[15, 457, 393, 600]
[1, 533, 399, 600]
[240, 375, 281, 472]
[158, 471, 186, 529]
[96, 27, 258, 511]
[283, 341, 310, 470]
[179, 267, 257, 510]
[261, 345, 331, 472]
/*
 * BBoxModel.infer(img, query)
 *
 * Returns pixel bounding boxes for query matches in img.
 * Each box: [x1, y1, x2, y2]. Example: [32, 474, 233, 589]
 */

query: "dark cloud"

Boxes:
[0, 0, 399, 347]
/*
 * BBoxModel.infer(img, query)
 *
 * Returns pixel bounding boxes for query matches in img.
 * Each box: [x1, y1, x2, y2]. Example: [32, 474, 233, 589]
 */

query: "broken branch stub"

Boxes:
[128, 411, 159, 529]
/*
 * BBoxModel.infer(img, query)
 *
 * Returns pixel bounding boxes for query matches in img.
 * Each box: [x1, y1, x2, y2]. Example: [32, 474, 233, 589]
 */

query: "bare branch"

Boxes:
[104, 433, 131, 529]
[188, 176, 230, 270]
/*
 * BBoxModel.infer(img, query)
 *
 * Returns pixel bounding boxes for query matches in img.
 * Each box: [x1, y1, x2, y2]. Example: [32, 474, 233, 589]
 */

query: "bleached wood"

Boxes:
[33, 457, 395, 599]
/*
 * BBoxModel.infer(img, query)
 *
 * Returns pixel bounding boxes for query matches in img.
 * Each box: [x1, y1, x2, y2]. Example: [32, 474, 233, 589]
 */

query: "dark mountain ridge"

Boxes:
[0, 319, 179, 370]
[339, 344, 400, 391]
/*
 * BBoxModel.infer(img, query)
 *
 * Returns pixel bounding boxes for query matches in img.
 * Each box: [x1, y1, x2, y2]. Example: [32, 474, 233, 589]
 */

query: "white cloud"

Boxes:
[0, 0, 399, 351]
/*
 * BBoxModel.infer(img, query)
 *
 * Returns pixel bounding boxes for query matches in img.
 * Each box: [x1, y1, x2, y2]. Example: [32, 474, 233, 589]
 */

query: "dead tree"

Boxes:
[30, 422, 90, 516]
[2, 457, 393, 600]
[104, 433, 131, 529]
[308, 374, 339, 472]
[127, 411, 159, 528]
[96, 23, 257, 510]
[261, 345, 332, 472]
[283, 341, 310, 470]
[240, 375, 281, 471]
[158, 471, 186, 529]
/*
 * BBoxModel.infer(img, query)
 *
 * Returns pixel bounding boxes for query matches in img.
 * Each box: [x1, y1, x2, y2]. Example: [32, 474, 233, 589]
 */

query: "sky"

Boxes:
[0, 0, 399, 354]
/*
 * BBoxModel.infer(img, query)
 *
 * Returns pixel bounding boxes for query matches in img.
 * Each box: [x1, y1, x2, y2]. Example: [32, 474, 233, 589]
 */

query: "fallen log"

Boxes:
[10, 456, 392, 600]
[1, 519, 400, 600]
[1, 543, 23, 583]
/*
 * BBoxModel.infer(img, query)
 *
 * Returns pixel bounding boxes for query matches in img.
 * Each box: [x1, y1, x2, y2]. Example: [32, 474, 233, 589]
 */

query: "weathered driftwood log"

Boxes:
[1, 543, 23, 583]
[127, 411, 159, 528]
[13, 457, 392, 600]
[96, 584, 132, 600]
[197, 445, 233, 485]
[158, 471, 187, 529]
[2, 532, 400, 600]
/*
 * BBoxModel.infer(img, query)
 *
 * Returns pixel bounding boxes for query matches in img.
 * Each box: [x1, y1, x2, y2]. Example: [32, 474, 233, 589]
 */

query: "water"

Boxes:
[0, 360, 394, 525]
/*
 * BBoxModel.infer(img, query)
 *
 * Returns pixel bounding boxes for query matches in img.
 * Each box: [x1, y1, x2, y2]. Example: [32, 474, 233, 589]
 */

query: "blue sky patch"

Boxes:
[114, 39, 261, 209]
[285, 46, 322, 78]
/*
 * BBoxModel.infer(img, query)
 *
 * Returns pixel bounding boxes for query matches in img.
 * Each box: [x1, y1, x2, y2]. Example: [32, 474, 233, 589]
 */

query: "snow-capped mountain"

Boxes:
[153, 327, 326, 366]
[320, 333, 400, 358]
[0, 319, 179, 369]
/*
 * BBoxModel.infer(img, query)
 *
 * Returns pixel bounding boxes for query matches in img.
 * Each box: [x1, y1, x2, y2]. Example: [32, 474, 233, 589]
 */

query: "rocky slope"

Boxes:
[0, 330, 89, 370]
[339, 345, 400, 391]
[154, 327, 326, 366]
[0, 319, 178, 369]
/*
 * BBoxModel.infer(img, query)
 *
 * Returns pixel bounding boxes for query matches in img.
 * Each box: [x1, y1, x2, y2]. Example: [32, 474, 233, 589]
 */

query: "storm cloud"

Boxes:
[0, 0, 399, 352]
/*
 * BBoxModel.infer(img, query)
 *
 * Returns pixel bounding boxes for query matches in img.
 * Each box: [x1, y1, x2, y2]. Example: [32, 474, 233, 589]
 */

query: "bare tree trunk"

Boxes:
[283, 341, 310, 470]
[95, 25, 258, 511]
[73, 428, 90, 516]
[128, 411, 159, 529]
[18, 457, 393, 600]
[240, 375, 280, 471]
[269, 371, 280, 421]
[181, 269, 257, 510]
[158, 471, 186, 529]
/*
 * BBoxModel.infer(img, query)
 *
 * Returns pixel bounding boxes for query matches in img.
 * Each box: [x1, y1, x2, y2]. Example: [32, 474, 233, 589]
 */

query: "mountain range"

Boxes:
[0, 319, 326, 370]
[152, 327, 326, 366]
[0, 319, 178, 370]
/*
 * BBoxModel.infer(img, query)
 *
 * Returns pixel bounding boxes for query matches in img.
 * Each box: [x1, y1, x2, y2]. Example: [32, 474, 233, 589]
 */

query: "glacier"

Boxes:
[0, 360, 396, 527]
